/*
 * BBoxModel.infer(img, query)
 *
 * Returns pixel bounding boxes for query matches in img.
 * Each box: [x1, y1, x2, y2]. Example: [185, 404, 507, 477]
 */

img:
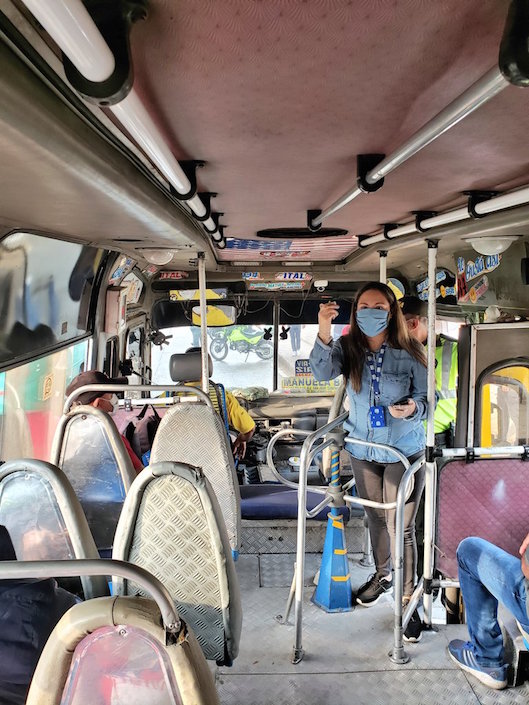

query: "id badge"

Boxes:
[369, 405, 386, 428]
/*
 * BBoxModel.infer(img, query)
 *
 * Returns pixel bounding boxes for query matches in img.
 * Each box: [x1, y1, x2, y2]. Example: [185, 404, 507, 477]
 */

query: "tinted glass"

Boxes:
[0, 231, 103, 363]
[480, 365, 529, 446]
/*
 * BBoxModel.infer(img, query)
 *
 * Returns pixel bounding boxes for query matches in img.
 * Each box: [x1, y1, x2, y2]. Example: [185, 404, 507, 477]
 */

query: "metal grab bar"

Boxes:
[0, 559, 180, 633]
[265, 428, 330, 492]
[291, 412, 424, 664]
[440, 445, 528, 459]
[64, 384, 213, 414]
[344, 436, 410, 467]
[390, 456, 426, 664]
[292, 411, 348, 662]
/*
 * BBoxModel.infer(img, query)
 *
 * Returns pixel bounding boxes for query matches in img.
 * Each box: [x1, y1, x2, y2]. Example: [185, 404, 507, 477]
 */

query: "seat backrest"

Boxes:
[26, 596, 219, 705]
[50, 405, 136, 551]
[150, 404, 241, 553]
[0, 459, 108, 598]
[436, 458, 528, 578]
[112, 462, 242, 665]
[169, 350, 231, 433]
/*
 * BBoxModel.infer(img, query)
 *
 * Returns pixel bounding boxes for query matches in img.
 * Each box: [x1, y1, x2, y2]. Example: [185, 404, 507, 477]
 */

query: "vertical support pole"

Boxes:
[273, 299, 279, 391]
[292, 433, 311, 664]
[379, 250, 388, 283]
[423, 240, 438, 625]
[197, 252, 209, 394]
[359, 514, 375, 567]
[312, 447, 353, 612]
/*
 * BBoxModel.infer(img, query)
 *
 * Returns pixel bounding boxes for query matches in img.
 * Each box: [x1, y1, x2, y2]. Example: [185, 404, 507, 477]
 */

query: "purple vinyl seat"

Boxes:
[436, 458, 528, 578]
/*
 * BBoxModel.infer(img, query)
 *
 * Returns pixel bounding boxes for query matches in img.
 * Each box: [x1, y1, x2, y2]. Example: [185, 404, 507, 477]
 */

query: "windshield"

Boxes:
[151, 323, 341, 394]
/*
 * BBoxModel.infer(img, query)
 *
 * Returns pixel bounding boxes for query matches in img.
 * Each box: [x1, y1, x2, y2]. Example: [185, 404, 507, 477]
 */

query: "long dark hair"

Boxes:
[342, 282, 426, 392]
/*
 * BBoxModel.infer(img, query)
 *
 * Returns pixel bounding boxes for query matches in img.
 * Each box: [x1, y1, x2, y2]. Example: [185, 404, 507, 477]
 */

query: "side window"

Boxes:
[0, 231, 103, 364]
[125, 326, 144, 385]
[479, 365, 529, 446]
[103, 337, 119, 378]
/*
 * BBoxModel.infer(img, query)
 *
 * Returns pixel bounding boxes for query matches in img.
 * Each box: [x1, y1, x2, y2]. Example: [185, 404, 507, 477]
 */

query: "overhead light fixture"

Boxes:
[463, 235, 521, 256]
[139, 249, 174, 265]
[283, 261, 312, 266]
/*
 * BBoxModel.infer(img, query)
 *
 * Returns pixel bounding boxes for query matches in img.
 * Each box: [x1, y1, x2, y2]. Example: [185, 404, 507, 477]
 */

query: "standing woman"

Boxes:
[309, 282, 427, 641]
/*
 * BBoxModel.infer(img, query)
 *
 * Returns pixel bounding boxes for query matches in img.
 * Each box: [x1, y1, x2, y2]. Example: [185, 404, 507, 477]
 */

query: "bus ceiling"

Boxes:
[2, 1, 529, 274]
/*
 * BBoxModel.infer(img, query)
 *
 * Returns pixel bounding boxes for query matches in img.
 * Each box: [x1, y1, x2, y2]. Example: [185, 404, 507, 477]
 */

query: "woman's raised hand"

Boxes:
[318, 301, 339, 344]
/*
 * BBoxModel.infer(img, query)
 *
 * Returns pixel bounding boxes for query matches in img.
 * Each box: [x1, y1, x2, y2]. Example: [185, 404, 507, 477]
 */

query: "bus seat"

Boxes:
[26, 595, 219, 705]
[50, 405, 136, 553]
[436, 458, 528, 579]
[0, 459, 108, 598]
[239, 483, 351, 520]
[169, 351, 230, 434]
[112, 462, 242, 666]
[150, 403, 241, 554]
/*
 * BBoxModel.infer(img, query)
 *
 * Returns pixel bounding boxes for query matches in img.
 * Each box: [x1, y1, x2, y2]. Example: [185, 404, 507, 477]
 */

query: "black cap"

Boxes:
[65, 370, 128, 406]
[400, 296, 428, 317]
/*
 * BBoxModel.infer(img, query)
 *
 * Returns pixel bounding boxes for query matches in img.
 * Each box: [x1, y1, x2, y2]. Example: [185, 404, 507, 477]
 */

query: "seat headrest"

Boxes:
[170, 351, 213, 383]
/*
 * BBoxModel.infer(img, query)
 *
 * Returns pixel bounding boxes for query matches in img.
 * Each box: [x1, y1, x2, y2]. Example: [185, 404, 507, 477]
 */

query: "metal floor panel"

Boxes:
[216, 577, 529, 704]
[217, 671, 478, 705]
[259, 553, 321, 587]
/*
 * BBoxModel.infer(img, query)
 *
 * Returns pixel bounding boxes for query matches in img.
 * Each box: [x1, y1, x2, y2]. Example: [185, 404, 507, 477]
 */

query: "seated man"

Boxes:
[65, 370, 143, 472]
[185, 347, 255, 458]
[0, 525, 78, 705]
[448, 534, 529, 690]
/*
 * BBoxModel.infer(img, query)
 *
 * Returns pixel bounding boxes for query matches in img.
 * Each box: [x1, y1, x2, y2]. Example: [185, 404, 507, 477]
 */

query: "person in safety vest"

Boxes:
[400, 296, 458, 448]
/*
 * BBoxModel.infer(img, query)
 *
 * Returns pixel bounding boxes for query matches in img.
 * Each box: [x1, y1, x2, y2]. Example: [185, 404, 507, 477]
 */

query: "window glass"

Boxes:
[278, 323, 341, 394]
[0, 232, 103, 363]
[0, 340, 88, 461]
[151, 325, 274, 390]
[125, 326, 145, 386]
[480, 366, 529, 446]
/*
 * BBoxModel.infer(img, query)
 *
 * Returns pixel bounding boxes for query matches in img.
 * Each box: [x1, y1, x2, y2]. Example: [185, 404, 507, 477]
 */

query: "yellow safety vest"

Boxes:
[434, 336, 458, 434]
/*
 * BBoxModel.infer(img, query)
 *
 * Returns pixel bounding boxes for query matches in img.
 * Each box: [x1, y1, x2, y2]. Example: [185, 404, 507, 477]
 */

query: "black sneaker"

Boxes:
[355, 573, 393, 606]
[403, 608, 423, 643]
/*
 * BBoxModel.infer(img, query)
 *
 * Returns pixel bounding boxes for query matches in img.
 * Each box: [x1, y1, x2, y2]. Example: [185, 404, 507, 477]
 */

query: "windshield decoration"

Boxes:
[108, 255, 136, 285]
[159, 271, 190, 280]
[247, 281, 305, 291]
[456, 255, 502, 305]
[141, 264, 159, 279]
[416, 269, 457, 305]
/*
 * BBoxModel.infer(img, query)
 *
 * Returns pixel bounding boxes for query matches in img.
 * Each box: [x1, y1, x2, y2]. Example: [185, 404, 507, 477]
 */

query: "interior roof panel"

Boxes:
[127, 0, 529, 264]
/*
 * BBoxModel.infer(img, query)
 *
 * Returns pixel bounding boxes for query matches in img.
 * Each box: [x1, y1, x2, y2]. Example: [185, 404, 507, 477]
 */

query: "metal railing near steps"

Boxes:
[286, 412, 425, 664]
[0, 558, 180, 636]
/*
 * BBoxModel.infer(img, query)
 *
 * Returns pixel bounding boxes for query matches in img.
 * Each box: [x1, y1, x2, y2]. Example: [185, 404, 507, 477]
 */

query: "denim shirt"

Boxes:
[309, 336, 427, 463]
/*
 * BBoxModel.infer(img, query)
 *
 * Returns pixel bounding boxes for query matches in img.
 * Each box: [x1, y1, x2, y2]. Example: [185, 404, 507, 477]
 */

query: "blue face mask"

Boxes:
[356, 308, 389, 337]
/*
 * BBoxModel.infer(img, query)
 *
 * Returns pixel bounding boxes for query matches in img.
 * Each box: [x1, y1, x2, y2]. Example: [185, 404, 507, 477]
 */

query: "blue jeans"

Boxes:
[457, 537, 529, 668]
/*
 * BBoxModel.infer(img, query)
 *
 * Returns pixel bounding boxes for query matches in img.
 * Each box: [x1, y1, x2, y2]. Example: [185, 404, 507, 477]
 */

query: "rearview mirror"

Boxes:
[191, 305, 236, 327]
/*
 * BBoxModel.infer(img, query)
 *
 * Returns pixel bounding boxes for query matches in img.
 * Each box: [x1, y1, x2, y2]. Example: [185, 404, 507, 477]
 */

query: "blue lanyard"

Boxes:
[367, 343, 387, 403]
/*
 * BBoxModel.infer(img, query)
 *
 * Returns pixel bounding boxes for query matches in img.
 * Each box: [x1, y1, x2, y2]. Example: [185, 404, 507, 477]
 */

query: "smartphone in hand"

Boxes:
[391, 396, 411, 407]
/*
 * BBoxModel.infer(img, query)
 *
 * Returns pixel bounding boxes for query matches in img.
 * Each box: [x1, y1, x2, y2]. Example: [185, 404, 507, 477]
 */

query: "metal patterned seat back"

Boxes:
[150, 404, 241, 554]
[436, 458, 528, 578]
[51, 406, 136, 551]
[27, 596, 220, 705]
[0, 459, 108, 598]
[112, 462, 242, 666]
